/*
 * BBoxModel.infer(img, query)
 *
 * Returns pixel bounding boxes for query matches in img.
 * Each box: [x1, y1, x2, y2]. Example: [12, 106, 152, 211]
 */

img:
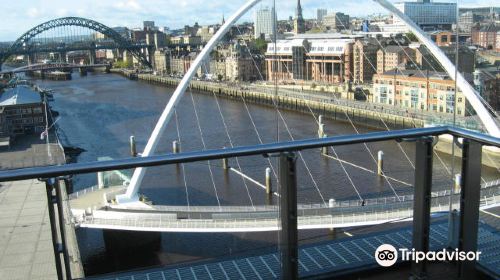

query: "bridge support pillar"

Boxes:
[457, 140, 482, 280]
[279, 152, 298, 280]
[411, 138, 433, 280]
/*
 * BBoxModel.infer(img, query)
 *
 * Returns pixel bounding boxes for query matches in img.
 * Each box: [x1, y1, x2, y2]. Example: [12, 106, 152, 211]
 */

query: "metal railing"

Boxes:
[0, 126, 499, 280]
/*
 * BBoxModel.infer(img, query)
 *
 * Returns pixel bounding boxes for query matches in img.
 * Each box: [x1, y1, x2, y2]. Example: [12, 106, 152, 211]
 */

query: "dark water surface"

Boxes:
[31, 72, 497, 276]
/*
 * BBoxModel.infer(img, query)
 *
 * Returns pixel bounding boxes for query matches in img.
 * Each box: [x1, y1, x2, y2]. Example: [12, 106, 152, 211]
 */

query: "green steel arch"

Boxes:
[0, 17, 151, 68]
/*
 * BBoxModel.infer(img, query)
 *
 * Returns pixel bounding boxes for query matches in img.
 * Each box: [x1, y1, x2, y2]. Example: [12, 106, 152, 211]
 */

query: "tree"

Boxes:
[253, 38, 268, 55]
[406, 32, 418, 42]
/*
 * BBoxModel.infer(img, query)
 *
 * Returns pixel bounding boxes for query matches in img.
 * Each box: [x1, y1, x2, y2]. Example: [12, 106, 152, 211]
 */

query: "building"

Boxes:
[415, 45, 475, 75]
[459, 7, 500, 21]
[293, 0, 306, 34]
[254, 7, 276, 39]
[153, 49, 171, 75]
[225, 42, 263, 82]
[472, 23, 499, 51]
[0, 86, 46, 137]
[265, 35, 357, 83]
[458, 11, 482, 34]
[394, 0, 457, 31]
[377, 45, 416, 74]
[317, 9, 328, 23]
[143, 21, 156, 31]
[323, 12, 350, 31]
[474, 68, 500, 111]
[429, 31, 456, 47]
[352, 39, 379, 84]
[372, 70, 469, 116]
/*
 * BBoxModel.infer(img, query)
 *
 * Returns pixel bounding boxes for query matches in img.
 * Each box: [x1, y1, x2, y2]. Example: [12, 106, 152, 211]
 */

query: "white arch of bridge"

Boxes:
[116, 0, 500, 204]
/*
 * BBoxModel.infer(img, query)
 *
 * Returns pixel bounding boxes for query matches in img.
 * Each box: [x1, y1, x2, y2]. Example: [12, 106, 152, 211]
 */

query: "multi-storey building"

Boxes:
[254, 7, 276, 39]
[322, 12, 350, 31]
[153, 49, 171, 75]
[265, 35, 358, 83]
[415, 45, 475, 75]
[0, 86, 46, 137]
[472, 23, 499, 51]
[352, 39, 379, 84]
[372, 70, 469, 116]
[458, 11, 482, 34]
[377, 45, 415, 74]
[317, 9, 328, 23]
[394, 0, 457, 31]
[429, 31, 455, 47]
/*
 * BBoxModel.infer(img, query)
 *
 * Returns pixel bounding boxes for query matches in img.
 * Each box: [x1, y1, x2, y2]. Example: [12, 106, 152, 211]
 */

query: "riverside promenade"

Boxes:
[0, 179, 56, 280]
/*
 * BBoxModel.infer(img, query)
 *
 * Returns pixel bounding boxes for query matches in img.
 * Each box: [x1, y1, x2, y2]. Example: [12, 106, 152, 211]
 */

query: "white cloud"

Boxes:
[114, 0, 142, 11]
[0, 0, 495, 41]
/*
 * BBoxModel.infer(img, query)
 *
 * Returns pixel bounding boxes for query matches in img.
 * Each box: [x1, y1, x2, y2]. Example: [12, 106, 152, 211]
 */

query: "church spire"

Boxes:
[222, 13, 225, 25]
[296, 0, 303, 19]
[294, 0, 305, 34]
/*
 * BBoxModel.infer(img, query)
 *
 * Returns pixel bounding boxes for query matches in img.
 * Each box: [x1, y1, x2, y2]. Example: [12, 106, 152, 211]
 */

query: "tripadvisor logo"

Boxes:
[375, 244, 398, 267]
[374, 244, 482, 267]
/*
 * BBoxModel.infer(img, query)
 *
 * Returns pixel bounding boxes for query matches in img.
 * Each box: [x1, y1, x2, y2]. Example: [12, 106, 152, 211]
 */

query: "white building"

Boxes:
[317, 9, 328, 23]
[254, 7, 276, 40]
[394, 0, 457, 31]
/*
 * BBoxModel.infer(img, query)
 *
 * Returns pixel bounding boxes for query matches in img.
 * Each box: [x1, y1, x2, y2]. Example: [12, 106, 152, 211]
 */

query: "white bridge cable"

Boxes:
[201, 63, 256, 209]
[395, 32, 495, 181]
[324, 8, 485, 186]
[174, 109, 191, 210]
[189, 90, 222, 210]
[234, 27, 327, 205]
[266, 51, 364, 201]
[278, 47, 401, 201]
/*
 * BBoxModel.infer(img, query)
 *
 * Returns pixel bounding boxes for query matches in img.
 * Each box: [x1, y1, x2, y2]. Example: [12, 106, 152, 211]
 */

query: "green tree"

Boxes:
[406, 32, 418, 42]
[253, 38, 268, 55]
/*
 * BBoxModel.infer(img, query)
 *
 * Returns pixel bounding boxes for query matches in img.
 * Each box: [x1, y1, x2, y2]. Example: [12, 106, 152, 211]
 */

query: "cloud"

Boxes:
[114, 0, 142, 11]
[0, 0, 495, 41]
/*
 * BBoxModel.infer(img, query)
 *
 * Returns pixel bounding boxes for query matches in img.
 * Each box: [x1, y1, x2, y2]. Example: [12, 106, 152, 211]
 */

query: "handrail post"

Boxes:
[279, 152, 298, 280]
[55, 178, 72, 280]
[411, 137, 433, 279]
[458, 139, 482, 280]
[44, 178, 64, 280]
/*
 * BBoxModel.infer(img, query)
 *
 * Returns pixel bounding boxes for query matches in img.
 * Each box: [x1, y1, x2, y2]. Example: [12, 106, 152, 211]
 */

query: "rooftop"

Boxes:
[0, 85, 41, 106]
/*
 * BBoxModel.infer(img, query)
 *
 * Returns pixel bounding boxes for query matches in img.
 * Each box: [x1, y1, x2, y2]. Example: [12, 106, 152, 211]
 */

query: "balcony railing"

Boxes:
[0, 125, 498, 280]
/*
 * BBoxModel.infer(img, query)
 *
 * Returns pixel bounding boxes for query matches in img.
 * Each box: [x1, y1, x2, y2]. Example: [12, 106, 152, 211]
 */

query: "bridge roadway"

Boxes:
[69, 180, 500, 233]
[0, 63, 110, 74]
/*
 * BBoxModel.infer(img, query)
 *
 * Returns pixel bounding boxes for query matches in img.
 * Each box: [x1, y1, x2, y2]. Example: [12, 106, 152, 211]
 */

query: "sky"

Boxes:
[0, 0, 494, 41]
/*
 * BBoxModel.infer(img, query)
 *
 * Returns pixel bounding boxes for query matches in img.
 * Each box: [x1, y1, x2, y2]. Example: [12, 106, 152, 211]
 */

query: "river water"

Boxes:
[30, 72, 497, 276]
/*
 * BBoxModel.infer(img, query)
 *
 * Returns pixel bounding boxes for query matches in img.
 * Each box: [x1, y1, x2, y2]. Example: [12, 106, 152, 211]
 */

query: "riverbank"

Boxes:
[110, 69, 500, 168]
[111, 69, 423, 131]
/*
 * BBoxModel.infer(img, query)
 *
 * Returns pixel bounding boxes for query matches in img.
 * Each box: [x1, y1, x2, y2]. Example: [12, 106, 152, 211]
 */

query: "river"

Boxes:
[30, 72, 497, 276]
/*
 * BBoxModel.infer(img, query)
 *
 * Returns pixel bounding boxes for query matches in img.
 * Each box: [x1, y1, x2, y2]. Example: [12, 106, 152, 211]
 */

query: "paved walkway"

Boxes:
[0, 179, 56, 280]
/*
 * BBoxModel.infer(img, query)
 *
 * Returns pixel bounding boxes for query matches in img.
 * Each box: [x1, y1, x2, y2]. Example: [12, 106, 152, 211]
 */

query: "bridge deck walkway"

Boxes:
[90, 219, 500, 280]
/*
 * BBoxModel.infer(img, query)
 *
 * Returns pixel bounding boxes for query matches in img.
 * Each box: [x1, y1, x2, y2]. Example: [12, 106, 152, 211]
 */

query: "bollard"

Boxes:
[329, 198, 335, 208]
[97, 172, 105, 189]
[454, 173, 461, 194]
[172, 140, 180, 154]
[322, 134, 329, 155]
[377, 151, 384, 176]
[130, 136, 137, 157]
[222, 147, 229, 170]
[318, 123, 325, 138]
[265, 167, 272, 195]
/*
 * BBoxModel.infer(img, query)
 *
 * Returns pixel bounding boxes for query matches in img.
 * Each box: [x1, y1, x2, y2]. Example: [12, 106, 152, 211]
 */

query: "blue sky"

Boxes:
[0, 0, 493, 41]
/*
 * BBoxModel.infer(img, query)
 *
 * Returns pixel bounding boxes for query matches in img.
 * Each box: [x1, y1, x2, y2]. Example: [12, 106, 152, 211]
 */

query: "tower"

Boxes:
[294, 0, 305, 34]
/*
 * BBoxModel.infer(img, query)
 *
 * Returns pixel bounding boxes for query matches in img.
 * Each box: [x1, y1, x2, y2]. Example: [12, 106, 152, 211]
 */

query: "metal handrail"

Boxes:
[0, 126, 498, 182]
